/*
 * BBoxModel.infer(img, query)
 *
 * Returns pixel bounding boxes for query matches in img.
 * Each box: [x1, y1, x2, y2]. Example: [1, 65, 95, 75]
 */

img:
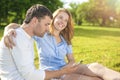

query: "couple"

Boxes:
[0, 4, 78, 80]
[1, 4, 120, 80]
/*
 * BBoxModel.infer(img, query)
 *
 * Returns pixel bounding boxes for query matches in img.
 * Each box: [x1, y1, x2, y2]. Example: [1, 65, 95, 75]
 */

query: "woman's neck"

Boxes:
[53, 29, 60, 37]
[53, 30, 61, 44]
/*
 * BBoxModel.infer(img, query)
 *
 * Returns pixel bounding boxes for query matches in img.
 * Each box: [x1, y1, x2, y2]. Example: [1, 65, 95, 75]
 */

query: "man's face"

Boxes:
[34, 16, 51, 37]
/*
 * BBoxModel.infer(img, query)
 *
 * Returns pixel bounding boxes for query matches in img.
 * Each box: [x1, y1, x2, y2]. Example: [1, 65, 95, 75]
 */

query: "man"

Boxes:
[0, 4, 78, 80]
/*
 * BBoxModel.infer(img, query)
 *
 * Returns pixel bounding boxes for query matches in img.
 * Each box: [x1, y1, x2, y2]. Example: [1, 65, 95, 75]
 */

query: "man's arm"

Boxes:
[11, 31, 45, 80]
[12, 30, 79, 80]
[4, 23, 20, 35]
[3, 23, 20, 49]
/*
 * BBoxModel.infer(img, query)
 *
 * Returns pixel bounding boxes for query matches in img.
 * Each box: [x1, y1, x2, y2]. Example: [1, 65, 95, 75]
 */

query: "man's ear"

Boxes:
[31, 17, 38, 25]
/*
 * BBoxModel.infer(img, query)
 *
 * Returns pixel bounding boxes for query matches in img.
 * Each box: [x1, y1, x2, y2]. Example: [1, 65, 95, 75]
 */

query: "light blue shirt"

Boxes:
[34, 33, 72, 70]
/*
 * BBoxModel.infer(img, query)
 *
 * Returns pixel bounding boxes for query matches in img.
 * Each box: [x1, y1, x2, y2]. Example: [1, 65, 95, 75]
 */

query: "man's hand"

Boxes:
[3, 23, 20, 49]
[4, 23, 20, 35]
[4, 29, 16, 49]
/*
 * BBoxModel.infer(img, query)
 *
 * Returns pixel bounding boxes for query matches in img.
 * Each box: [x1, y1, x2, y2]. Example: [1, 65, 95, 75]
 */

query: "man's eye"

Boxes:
[45, 23, 50, 26]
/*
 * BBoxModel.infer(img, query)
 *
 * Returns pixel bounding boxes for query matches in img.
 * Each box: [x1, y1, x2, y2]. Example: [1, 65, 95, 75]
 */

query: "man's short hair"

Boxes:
[24, 4, 53, 24]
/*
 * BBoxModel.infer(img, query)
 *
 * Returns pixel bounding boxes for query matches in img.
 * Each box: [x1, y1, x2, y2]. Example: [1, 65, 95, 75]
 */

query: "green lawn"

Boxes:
[72, 26, 120, 72]
[0, 26, 120, 72]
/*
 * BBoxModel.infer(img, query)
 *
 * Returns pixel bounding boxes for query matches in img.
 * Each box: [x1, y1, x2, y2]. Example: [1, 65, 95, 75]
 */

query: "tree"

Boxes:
[69, 3, 80, 25]
[69, 0, 119, 27]
[0, 0, 63, 27]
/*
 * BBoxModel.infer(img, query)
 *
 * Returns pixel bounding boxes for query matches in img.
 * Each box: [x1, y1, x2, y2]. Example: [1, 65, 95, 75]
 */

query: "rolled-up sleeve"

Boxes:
[11, 33, 45, 80]
[66, 45, 72, 54]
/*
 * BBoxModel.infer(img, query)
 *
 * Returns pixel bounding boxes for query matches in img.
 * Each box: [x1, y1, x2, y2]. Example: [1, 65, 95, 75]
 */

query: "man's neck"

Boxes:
[21, 23, 34, 37]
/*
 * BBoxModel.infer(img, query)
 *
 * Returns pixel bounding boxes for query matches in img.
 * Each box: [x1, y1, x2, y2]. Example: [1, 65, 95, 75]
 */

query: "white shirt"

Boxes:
[0, 28, 45, 80]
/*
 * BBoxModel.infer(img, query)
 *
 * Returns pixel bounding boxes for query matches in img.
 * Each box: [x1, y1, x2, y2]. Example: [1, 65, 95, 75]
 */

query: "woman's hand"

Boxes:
[62, 62, 75, 69]
[62, 63, 80, 74]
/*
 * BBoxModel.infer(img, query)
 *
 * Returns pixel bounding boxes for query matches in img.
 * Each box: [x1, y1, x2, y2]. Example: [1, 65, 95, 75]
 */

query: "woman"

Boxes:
[3, 8, 120, 80]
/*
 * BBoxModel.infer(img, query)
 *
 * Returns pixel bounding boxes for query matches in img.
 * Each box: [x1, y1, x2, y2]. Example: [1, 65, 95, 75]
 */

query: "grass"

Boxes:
[72, 26, 120, 71]
[0, 26, 120, 72]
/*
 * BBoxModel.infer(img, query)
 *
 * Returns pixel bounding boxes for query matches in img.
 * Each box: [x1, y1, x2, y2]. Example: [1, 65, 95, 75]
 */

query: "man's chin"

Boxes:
[39, 34, 44, 37]
[39, 35, 43, 37]
[39, 32, 46, 37]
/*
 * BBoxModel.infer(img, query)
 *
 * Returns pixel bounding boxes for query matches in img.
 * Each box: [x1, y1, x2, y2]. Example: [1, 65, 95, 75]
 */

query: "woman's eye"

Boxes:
[59, 16, 63, 19]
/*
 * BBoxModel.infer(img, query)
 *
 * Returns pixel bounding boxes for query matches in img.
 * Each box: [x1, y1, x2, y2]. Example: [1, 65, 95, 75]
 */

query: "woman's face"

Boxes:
[53, 11, 69, 32]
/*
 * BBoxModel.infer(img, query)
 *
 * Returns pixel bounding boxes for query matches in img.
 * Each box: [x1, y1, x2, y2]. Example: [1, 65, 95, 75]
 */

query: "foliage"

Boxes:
[69, 0, 120, 27]
[69, 3, 80, 25]
[0, 0, 63, 26]
[0, 28, 4, 39]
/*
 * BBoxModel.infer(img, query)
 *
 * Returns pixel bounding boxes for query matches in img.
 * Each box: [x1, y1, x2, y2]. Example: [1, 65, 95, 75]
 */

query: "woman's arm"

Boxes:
[63, 54, 75, 69]
[66, 53, 75, 64]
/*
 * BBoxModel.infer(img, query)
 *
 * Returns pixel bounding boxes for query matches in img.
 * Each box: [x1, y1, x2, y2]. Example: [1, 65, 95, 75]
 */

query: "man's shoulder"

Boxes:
[15, 28, 23, 34]
[14, 28, 28, 43]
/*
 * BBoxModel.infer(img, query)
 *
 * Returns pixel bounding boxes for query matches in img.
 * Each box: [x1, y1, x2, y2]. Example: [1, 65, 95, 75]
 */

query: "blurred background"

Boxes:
[0, 0, 120, 27]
